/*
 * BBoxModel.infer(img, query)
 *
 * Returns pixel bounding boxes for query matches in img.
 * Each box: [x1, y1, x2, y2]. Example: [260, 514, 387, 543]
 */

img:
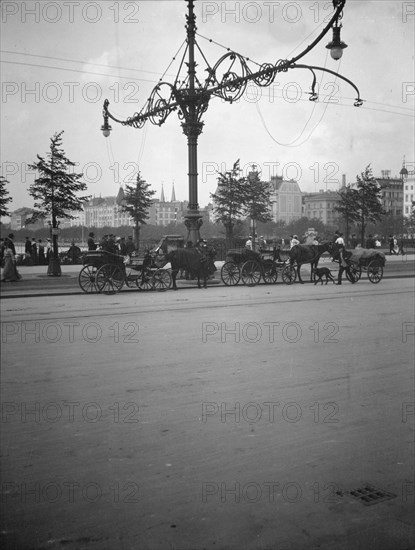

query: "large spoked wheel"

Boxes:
[262, 260, 278, 284]
[367, 261, 383, 284]
[136, 267, 154, 291]
[96, 264, 124, 294]
[282, 264, 296, 285]
[78, 265, 99, 293]
[241, 260, 262, 286]
[221, 261, 241, 286]
[152, 268, 172, 290]
[345, 264, 362, 284]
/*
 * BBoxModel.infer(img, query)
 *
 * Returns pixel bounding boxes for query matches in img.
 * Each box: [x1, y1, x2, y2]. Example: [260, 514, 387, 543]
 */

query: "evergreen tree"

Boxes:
[210, 159, 246, 249]
[27, 131, 89, 275]
[121, 170, 156, 250]
[242, 166, 273, 250]
[0, 176, 12, 217]
[334, 185, 360, 245]
[353, 165, 386, 245]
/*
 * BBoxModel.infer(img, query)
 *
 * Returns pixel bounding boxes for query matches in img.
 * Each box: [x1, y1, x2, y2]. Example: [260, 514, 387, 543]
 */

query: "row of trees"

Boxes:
[2, 135, 414, 265]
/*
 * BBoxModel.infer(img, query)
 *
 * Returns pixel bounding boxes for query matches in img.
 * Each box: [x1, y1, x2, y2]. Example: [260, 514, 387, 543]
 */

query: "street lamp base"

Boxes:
[47, 257, 62, 277]
[184, 211, 203, 246]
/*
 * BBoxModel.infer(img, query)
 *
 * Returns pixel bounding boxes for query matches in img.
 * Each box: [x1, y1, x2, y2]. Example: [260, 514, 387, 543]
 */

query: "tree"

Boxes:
[353, 165, 386, 245]
[0, 176, 12, 217]
[27, 131, 89, 275]
[334, 185, 360, 245]
[120, 170, 155, 250]
[211, 159, 247, 249]
[242, 166, 273, 250]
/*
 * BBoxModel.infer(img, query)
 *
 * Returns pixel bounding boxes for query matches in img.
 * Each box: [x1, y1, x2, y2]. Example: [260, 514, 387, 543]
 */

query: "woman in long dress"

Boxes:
[1, 241, 21, 282]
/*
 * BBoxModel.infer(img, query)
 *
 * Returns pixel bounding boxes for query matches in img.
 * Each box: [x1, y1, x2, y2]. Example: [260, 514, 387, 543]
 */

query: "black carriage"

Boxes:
[220, 248, 296, 286]
[78, 250, 171, 294]
[344, 249, 386, 284]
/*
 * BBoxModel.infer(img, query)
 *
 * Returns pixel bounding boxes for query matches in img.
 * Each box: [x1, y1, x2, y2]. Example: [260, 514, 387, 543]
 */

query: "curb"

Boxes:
[0, 273, 413, 299]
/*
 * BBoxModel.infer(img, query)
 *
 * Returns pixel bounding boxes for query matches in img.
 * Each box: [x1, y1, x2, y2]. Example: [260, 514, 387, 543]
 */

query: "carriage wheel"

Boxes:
[152, 268, 172, 290]
[367, 261, 383, 284]
[241, 260, 262, 286]
[262, 260, 278, 284]
[345, 264, 362, 284]
[282, 264, 296, 285]
[78, 265, 99, 293]
[96, 264, 124, 294]
[221, 261, 241, 286]
[136, 267, 153, 291]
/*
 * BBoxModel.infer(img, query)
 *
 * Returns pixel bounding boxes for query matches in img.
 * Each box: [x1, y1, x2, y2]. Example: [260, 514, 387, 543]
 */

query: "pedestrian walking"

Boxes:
[38, 239, 45, 265]
[388, 235, 395, 255]
[1, 240, 22, 282]
[397, 235, 405, 255]
[31, 238, 38, 265]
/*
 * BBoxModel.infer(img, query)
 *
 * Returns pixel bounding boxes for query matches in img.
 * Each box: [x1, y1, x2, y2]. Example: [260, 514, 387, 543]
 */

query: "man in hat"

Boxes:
[125, 236, 136, 255]
[87, 232, 97, 251]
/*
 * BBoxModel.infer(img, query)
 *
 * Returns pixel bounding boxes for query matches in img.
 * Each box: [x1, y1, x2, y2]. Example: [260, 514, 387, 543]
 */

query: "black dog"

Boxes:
[313, 267, 336, 285]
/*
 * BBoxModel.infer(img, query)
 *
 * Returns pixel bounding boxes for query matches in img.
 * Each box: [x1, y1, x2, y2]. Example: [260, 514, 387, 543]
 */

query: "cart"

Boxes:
[344, 249, 386, 284]
[220, 248, 296, 286]
[78, 250, 171, 294]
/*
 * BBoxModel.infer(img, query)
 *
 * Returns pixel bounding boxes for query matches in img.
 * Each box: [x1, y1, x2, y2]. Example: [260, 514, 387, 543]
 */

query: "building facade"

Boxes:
[302, 190, 341, 226]
[269, 175, 302, 224]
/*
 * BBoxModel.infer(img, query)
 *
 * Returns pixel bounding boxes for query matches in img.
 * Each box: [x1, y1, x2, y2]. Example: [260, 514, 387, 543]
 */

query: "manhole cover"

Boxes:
[347, 485, 397, 506]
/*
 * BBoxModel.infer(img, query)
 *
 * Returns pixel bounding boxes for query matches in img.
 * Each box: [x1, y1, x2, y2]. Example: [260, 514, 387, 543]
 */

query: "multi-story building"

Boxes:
[154, 184, 188, 226]
[376, 169, 404, 217]
[302, 190, 341, 226]
[400, 162, 415, 217]
[10, 207, 44, 230]
[269, 175, 302, 224]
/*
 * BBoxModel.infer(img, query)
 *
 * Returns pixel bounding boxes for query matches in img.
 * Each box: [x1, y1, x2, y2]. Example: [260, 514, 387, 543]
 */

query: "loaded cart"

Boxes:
[78, 250, 171, 294]
[344, 248, 386, 284]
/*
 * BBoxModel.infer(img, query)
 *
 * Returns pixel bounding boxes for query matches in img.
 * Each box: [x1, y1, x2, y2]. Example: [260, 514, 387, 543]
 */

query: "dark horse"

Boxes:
[289, 242, 334, 284]
[164, 247, 216, 290]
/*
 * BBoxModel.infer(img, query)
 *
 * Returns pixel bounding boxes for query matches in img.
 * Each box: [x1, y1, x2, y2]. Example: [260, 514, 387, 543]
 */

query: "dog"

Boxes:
[313, 267, 336, 285]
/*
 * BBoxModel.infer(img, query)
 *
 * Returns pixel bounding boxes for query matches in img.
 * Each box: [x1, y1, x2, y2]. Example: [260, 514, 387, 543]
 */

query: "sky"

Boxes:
[1, 0, 414, 215]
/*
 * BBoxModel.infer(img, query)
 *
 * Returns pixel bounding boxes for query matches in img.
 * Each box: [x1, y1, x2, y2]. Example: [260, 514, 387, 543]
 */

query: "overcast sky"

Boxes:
[1, 0, 414, 213]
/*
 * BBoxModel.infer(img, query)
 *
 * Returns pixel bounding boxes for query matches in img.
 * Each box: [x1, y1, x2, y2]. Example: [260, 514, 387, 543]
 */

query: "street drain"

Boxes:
[347, 485, 397, 506]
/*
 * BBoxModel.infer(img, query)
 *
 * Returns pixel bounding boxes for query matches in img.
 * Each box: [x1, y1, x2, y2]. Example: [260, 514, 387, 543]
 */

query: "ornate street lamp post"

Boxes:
[101, 0, 362, 245]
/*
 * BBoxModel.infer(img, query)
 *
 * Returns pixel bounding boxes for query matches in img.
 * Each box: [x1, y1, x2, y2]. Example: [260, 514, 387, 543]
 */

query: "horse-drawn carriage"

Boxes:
[78, 250, 171, 294]
[220, 248, 296, 286]
[343, 248, 386, 284]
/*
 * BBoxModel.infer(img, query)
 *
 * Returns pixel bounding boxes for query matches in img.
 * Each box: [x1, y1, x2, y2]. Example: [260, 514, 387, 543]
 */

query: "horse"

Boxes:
[289, 242, 334, 284]
[164, 247, 216, 290]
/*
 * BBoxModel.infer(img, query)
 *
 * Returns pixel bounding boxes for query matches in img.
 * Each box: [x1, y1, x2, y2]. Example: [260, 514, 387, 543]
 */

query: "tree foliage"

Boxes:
[120, 170, 156, 249]
[27, 131, 89, 224]
[335, 165, 386, 244]
[0, 176, 12, 217]
[210, 159, 247, 247]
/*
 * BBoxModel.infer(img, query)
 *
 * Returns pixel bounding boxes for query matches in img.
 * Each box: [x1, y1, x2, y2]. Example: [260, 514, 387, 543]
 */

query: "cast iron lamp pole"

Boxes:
[101, 0, 362, 245]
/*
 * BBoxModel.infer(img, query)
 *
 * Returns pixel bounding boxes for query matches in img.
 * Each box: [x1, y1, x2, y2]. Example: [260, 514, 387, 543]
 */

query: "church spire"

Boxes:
[160, 183, 165, 203]
[171, 182, 176, 202]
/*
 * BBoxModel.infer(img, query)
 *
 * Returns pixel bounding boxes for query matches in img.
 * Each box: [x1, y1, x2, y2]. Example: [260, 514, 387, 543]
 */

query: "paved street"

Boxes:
[1, 278, 414, 550]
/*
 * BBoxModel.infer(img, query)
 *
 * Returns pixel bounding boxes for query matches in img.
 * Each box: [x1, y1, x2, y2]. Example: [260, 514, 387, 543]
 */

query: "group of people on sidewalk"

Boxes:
[24, 236, 51, 265]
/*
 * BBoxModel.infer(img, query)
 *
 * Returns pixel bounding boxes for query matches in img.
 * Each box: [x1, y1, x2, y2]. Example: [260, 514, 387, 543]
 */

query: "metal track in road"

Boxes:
[1, 281, 413, 324]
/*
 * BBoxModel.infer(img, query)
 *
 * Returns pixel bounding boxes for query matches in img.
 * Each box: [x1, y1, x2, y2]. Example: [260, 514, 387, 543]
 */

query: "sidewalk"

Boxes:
[1, 255, 414, 299]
